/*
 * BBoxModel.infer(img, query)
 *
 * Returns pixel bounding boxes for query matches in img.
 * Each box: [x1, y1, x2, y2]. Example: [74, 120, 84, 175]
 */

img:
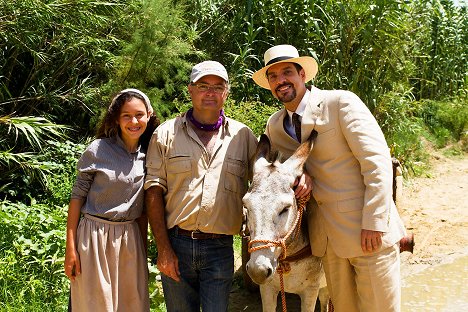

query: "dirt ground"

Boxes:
[228, 151, 468, 311]
[398, 151, 468, 277]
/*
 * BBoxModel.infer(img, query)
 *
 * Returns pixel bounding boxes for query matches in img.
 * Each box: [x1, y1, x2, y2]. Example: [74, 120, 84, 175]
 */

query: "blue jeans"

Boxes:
[161, 229, 234, 312]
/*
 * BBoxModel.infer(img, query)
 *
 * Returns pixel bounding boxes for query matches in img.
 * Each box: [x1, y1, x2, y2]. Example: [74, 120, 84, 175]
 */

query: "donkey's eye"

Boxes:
[279, 207, 290, 216]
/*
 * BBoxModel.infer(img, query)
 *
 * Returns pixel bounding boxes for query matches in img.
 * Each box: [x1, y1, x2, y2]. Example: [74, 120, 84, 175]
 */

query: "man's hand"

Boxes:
[157, 247, 181, 282]
[361, 229, 383, 253]
[294, 172, 313, 198]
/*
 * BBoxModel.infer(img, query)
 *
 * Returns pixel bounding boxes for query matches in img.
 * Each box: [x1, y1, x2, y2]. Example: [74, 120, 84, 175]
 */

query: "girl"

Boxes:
[64, 89, 159, 311]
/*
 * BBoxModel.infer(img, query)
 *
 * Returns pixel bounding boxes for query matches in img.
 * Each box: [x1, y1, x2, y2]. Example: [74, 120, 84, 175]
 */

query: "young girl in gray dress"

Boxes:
[64, 89, 159, 311]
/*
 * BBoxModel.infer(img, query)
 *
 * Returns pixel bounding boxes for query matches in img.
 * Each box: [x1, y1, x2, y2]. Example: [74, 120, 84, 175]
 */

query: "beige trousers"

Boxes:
[70, 214, 149, 312]
[322, 242, 401, 312]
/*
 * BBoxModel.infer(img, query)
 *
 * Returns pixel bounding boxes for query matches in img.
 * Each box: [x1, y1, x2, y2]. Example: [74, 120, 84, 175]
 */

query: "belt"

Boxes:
[85, 213, 134, 223]
[173, 226, 228, 240]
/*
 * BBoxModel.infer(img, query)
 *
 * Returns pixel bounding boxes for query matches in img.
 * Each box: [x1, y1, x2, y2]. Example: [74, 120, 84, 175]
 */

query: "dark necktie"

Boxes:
[292, 113, 301, 142]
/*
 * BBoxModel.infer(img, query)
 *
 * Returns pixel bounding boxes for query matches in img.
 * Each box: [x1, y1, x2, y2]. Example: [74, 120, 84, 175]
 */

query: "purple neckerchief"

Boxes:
[187, 108, 225, 131]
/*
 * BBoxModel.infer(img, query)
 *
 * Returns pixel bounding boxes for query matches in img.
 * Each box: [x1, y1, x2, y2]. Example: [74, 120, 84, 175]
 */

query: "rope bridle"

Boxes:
[248, 192, 311, 312]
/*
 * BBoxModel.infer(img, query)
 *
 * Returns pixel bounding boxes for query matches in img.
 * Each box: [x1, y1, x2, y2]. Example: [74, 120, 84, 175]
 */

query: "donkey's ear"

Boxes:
[255, 134, 272, 161]
[283, 130, 318, 177]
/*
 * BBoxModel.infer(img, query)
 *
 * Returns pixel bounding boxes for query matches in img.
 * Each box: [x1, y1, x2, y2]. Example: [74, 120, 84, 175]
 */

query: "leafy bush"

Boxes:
[0, 200, 69, 311]
[224, 99, 281, 137]
[0, 202, 167, 311]
[374, 90, 429, 175]
[0, 116, 69, 201]
[38, 140, 87, 206]
[105, 0, 198, 120]
[421, 98, 468, 148]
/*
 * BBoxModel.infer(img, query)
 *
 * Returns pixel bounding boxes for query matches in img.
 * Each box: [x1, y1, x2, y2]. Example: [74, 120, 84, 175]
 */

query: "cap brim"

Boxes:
[252, 56, 318, 89]
[192, 71, 229, 83]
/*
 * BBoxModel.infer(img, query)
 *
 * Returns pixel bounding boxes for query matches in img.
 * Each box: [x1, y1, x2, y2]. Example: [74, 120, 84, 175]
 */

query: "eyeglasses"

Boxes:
[191, 83, 227, 94]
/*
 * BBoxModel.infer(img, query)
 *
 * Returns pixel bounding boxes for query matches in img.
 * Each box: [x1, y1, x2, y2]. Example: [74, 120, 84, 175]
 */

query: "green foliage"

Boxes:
[182, 0, 416, 109]
[0, 0, 467, 310]
[0, 115, 70, 201]
[182, 0, 467, 106]
[409, 0, 468, 99]
[0, 116, 69, 150]
[39, 140, 87, 206]
[0, 0, 140, 128]
[0, 200, 69, 311]
[106, 0, 199, 120]
[420, 97, 468, 148]
[180, 0, 466, 175]
[374, 90, 429, 175]
[224, 99, 280, 137]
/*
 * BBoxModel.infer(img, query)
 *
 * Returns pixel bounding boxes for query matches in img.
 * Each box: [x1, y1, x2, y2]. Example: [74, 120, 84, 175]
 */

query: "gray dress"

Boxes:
[70, 136, 149, 312]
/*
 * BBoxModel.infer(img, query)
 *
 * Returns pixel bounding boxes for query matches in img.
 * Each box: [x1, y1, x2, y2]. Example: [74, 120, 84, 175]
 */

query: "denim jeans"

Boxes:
[161, 229, 234, 312]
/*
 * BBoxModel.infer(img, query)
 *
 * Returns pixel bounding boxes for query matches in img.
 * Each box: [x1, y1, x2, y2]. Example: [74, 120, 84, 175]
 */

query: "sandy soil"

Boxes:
[399, 152, 468, 277]
[228, 151, 468, 311]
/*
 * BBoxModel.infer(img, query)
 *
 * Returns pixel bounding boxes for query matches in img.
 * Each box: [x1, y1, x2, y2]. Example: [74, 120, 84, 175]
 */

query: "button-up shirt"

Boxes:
[284, 89, 310, 139]
[71, 136, 146, 221]
[144, 113, 257, 235]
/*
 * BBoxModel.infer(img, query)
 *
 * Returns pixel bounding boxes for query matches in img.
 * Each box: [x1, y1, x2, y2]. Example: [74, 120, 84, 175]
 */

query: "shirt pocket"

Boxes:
[337, 196, 363, 213]
[224, 157, 246, 194]
[167, 155, 192, 191]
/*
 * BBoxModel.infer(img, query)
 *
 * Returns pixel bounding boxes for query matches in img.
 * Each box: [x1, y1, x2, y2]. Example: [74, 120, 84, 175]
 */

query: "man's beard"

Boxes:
[276, 83, 297, 103]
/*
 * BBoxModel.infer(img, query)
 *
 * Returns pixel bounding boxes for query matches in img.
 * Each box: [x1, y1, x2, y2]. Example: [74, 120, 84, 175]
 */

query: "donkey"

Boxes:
[243, 132, 328, 312]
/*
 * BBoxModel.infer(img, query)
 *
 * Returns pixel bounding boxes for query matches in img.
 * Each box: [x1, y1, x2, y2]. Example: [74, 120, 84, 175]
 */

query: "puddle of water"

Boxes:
[401, 256, 468, 312]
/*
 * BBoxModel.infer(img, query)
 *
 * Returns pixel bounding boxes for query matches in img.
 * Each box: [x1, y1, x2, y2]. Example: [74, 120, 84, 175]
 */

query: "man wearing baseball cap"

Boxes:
[145, 61, 257, 311]
[253, 45, 407, 312]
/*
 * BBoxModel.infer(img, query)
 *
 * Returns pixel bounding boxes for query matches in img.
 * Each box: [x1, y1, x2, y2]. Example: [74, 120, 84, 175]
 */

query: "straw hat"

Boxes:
[252, 45, 318, 89]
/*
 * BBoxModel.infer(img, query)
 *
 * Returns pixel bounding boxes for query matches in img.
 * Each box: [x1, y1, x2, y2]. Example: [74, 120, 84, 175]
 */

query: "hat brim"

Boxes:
[191, 71, 229, 83]
[252, 56, 318, 90]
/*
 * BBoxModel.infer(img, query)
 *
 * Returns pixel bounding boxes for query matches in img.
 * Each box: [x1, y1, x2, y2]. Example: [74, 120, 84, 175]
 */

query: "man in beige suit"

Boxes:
[252, 44, 406, 312]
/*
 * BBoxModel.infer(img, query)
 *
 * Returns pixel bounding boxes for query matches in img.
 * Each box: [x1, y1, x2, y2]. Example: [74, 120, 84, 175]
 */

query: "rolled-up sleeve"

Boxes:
[71, 171, 94, 199]
[144, 128, 168, 192]
[70, 147, 97, 199]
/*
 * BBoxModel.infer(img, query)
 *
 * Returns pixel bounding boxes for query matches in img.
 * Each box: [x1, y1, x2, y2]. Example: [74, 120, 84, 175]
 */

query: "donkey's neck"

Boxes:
[285, 221, 310, 256]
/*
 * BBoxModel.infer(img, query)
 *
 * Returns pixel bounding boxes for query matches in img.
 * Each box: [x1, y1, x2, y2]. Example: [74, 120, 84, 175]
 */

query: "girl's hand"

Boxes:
[64, 247, 81, 281]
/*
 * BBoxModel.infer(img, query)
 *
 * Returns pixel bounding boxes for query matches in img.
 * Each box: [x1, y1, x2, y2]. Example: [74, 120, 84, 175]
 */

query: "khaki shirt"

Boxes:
[144, 113, 257, 235]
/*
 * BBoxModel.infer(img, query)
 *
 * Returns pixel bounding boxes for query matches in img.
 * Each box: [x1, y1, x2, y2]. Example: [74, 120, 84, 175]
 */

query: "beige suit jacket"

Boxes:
[265, 87, 406, 258]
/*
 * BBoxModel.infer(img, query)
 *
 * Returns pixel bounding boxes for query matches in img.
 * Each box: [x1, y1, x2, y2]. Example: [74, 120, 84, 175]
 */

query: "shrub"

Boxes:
[420, 98, 468, 148]
[38, 140, 87, 206]
[0, 200, 69, 311]
[373, 90, 429, 176]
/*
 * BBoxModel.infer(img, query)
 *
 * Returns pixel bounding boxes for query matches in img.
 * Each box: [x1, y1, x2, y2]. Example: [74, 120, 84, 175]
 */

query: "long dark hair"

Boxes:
[96, 90, 159, 151]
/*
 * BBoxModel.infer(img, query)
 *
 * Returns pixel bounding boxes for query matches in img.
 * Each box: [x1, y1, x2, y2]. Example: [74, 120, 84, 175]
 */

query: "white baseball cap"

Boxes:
[190, 61, 229, 83]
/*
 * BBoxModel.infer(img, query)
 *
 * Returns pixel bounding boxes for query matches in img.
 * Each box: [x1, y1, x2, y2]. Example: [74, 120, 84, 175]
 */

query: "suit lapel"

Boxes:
[301, 86, 324, 140]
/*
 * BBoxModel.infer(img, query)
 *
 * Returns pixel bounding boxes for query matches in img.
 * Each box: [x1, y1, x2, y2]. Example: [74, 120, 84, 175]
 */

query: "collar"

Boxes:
[114, 134, 141, 154]
[186, 108, 225, 131]
[182, 110, 229, 129]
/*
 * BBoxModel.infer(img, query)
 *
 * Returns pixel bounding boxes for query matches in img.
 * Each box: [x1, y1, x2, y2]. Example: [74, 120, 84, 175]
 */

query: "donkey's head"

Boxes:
[243, 131, 317, 285]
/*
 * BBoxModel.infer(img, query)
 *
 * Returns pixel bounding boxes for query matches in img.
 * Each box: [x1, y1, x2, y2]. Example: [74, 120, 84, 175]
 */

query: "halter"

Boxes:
[248, 192, 311, 312]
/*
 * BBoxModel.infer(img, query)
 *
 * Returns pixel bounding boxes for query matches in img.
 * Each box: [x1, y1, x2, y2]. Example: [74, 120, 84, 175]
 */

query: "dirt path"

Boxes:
[229, 152, 468, 311]
[399, 152, 468, 277]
